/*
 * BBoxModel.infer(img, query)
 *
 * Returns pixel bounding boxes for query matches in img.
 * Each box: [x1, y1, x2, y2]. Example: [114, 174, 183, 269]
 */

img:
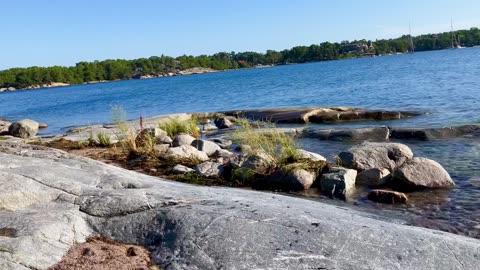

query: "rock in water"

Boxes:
[320, 167, 357, 199]
[191, 139, 221, 156]
[391, 157, 455, 190]
[338, 142, 413, 171]
[367, 189, 408, 204]
[8, 119, 39, 138]
[356, 168, 391, 187]
[214, 117, 233, 129]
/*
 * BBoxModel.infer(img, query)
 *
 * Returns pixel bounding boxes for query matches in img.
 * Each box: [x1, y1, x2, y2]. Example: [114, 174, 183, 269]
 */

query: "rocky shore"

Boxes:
[1, 142, 479, 269]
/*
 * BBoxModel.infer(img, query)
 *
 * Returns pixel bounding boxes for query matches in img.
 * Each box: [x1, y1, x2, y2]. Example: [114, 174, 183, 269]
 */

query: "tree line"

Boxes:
[2, 27, 480, 89]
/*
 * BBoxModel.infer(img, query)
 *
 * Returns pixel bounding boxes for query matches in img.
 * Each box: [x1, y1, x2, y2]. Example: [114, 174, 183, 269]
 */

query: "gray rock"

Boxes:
[172, 133, 196, 147]
[208, 137, 232, 149]
[154, 144, 169, 154]
[157, 135, 173, 144]
[0, 120, 11, 134]
[202, 123, 218, 132]
[0, 142, 479, 270]
[356, 168, 391, 187]
[391, 157, 455, 190]
[191, 139, 221, 156]
[214, 117, 233, 129]
[238, 152, 275, 174]
[172, 164, 195, 174]
[195, 162, 224, 177]
[166, 145, 209, 161]
[338, 142, 413, 172]
[8, 119, 39, 138]
[390, 125, 480, 140]
[296, 149, 326, 162]
[267, 167, 316, 191]
[139, 127, 167, 138]
[368, 189, 408, 204]
[320, 167, 357, 199]
[303, 127, 390, 141]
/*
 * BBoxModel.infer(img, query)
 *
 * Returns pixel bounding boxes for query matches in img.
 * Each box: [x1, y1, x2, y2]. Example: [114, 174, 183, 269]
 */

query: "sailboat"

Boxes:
[408, 23, 415, 53]
[451, 18, 465, 49]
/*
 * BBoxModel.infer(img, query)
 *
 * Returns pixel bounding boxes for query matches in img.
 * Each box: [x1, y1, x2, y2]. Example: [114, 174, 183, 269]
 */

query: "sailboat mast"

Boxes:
[409, 23, 414, 53]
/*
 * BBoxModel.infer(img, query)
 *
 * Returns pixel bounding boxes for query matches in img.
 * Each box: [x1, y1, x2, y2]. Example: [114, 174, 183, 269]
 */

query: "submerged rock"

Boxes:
[367, 189, 408, 204]
[8, 119, 39, 138]
[391, 157, 455, 190]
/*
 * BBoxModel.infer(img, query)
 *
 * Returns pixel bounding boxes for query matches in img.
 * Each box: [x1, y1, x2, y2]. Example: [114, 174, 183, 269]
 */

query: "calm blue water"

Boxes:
[1, 47, 480, 134]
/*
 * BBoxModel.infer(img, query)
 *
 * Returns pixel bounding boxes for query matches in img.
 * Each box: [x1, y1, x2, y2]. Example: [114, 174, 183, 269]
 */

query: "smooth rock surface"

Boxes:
[0, 142, 479, 270]
[304, 127, 390, 141]
[391, 157, 455, 190]
[338, 142, 414, 172]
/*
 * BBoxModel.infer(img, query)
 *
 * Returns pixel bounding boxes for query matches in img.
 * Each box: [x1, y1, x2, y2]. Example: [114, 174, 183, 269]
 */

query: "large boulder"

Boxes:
[166, 145, 209, 161]
[368, 189, 408, 204]
[191, 139, 221, 156]
[195, 162, 224, 177]
[391, 157, 455, 191]
[338, 142, 413, 172]
[232, 152, 275, 174]
[8, 119, 39, 138]
[214, 117, 233, 129]
[266, 167, 316, 191]
[320, 167, 357, 199]
[172, 133, 196, 147]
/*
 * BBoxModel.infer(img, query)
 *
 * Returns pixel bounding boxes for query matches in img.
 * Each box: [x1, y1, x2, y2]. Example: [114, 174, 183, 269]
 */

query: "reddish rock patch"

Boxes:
[48, 236, 157, 270]
[367, 189, 408, 204]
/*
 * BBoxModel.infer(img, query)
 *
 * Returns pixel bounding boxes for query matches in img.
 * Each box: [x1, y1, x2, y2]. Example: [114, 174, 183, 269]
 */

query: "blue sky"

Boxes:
[1, 0, 479, 70]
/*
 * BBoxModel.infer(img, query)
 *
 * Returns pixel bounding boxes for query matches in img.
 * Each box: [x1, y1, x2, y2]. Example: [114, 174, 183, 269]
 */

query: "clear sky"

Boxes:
[1, 0, 479, 70]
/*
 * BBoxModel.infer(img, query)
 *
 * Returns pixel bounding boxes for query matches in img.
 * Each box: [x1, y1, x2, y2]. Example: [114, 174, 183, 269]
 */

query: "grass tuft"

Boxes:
[158, 117, 200, 138]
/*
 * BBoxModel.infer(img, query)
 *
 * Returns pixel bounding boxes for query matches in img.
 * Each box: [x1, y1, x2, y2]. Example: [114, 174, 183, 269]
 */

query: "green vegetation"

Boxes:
[96, 132, 111, 147]
[158, 118, 200, 138]
[2, 27, 480, 90]
[233, 120, 299, 168]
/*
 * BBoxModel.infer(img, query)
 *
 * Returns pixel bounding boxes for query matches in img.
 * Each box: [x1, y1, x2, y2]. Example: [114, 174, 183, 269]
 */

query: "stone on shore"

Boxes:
[195, 161, 224, 177]
[191, 139, 221, 156]
[172, 133, 196, 147]
[320, 167, 357, 199]
[0, 142, 479, 270]
[172, 164, 195, 174]
[208, 138, 232, 149]
[266, 167, 316, 191]
[338, 142, 413, 172]
[0, 119, 11, 133]
[391, 157, 455, 191]
[166, 145, 209, 161]
[8, 119, 40, 138]
[367, 189, 408, 204]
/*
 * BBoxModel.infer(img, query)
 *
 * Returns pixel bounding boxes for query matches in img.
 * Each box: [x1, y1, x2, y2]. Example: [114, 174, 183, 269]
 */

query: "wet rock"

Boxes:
[356, 168, 391, 187]
[166, 145, 209, 161]
[368, 189, 408, 204]
[195, 162, 224, 177]
[8, 119, 39, 138]
[390, 125, 480, 140]
[391, 157, 455, 191]
[303, 127, 390, 141]
[338, 142, 413, 172]
[214, 117, 234, 129]
[320, 167, 357, 199]
[191, 139, 221, 156]
[208, 138, 232, 149]
[172, 133, 196, 147]
[296, 149, 326, 162]
[172, 164, 195, 174]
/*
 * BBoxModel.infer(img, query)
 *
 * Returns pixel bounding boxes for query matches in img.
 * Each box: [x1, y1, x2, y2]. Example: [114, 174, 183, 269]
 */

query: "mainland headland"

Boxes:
[1, 27, 480, 92]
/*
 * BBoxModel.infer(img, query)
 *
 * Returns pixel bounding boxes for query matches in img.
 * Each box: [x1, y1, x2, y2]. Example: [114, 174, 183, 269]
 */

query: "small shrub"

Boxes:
[96, 132, 111, 147]
[158, 117, 200, 138]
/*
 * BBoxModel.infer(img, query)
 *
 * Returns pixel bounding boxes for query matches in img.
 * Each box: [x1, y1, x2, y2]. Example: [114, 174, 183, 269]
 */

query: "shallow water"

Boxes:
[2, 47, 480, 238]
